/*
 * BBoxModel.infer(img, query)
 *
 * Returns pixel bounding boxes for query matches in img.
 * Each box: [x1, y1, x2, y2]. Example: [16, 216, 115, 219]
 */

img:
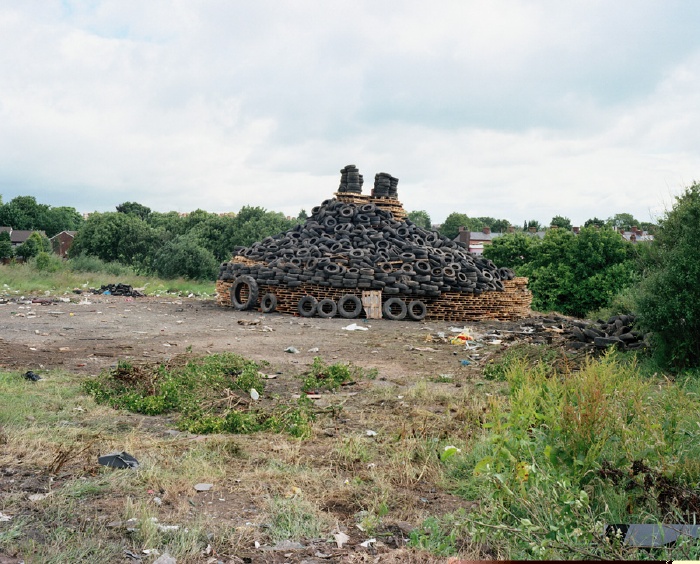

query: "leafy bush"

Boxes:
[441, 352, 700, 558]
[152, 235, 219, 281]
[636, 183, 700, 369]
[33, 251, 64, 272]
[68, 254, 136, 276]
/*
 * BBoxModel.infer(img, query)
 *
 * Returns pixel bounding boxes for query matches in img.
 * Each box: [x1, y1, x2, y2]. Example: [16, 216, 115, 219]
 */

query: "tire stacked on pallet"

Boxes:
[218, 194, 517, 319]
[338, 164, 363, 194]
[372, 172, 399, 198]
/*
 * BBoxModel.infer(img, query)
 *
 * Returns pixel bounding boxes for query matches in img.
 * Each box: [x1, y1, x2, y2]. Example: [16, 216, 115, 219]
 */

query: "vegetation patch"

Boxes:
[300, 356, 377, 392]
[84, 353, 315, 438]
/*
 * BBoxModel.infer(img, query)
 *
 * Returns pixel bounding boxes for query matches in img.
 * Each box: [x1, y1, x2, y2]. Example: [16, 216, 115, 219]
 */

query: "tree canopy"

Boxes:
[407, 210, 432, 230]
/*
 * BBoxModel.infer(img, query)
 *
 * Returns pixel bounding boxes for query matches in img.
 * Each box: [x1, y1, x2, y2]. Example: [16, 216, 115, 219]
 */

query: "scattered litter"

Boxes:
[308, 347, 320, 353]
[93, 283, 144, 297]
[142, 549, 160, 556]
[343, 323, 368, 331]
[366, 430, 377, 437]
[284, 346, 300, 354]
[0, 512, 12, 522]
[460, 359, 471, 366]
[254, 541, 261, 549]
[153, 496, 162, 506]
[605, 523, 700, 548]
[285, 486, 302, 498]
[250, 388, 260, 401]
[305, 393, 322, 400]
[333, 531, 350, 548]
[194, 483, 213, 492]
[450, 331, 474, 345]
[23, 370, 42, 381]
[28, 493, 50, 502]
[260, 373, 277, 379]
[156, 523, 180, 533]
[123, 549, 142, 561]
[152, 553, 177, 564]
[238, 319, 260, 326]
[360, 538, 377, 548]
[98, 451, 139, 469]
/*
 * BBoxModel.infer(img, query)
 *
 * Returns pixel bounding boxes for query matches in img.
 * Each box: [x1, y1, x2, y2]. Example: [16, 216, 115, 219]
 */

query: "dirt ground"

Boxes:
[0, 294, 544, 381]
[0, 294, 559, 563]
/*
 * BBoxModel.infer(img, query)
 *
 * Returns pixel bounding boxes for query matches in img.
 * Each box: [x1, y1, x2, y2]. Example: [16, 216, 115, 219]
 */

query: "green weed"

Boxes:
[300, 356, 377, 392]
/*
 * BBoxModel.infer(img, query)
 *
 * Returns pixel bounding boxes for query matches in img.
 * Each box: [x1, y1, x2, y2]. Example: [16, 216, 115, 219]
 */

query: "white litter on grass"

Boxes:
[333, 531, 350, 548]
[360, 538, 377, 548]
[366, 430, 377, 437]
[343, 323, 368, 331]
[250, 388, 260, 401]
[0, 512, 12, 522]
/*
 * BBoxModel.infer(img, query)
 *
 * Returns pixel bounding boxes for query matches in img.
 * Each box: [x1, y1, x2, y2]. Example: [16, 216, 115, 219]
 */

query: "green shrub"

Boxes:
[33, 251, 64, 272]
[636, 183, 700, 369]
[300, 357, 377, 392]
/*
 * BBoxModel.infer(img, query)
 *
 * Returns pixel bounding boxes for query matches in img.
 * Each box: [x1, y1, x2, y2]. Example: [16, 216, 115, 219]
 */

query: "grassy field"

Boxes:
[0, 259, 215, 298]
[2, 348, 700, 561]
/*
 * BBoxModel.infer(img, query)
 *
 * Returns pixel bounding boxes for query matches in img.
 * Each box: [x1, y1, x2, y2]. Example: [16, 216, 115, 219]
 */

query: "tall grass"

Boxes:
[414, 349, 700, 559]
[0, 257, 215, 296]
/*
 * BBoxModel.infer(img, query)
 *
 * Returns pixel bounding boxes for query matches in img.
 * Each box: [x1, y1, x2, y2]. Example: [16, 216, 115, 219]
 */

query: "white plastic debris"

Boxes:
[366, 430, 377, 437]
[333, 531, 350, 548]
[360, 538, 377, 548]
[194, 483, 213, 492]
[343, 323, 368, 331]
[250, 388, 260, 401]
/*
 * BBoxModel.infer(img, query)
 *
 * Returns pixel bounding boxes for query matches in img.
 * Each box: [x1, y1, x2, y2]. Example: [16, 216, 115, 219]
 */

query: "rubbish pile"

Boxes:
[219, 197, 515, 298]
[92, 283, 145, 297]
[568, 314, 647, 351]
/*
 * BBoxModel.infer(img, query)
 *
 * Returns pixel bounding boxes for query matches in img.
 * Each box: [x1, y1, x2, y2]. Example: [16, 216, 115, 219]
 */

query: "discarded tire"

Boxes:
[260, 293, 277, 313]
[298, 296, 318, 317]
[383, 297, 407, 320]
[338, 294, 362, 318]
[407, 300, 427, 321]
[231, 276, 258, 311]
[317, 298, 338, 318]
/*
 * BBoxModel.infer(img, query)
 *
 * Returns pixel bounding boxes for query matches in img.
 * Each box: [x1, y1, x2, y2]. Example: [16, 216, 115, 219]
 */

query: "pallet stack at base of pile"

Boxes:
[216, 164, 533, 321]
[216, 277, 531, 322]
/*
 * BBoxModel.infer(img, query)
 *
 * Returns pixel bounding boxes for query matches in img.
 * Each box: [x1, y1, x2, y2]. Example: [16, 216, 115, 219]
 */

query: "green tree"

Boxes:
[606, 213, 639, 231]
[439, 212, 485, 239]
[549, 215, 572, 230]
[408, 210, 432, 230]
[488, 218, 511, 233]
[229, 206, 295, 248]
[636, 183, 700, 369]
[0, 196, 48, 230]
[0, 231, 12, 259]
[483, 232, 541, 269]
[152, 235, 219, 280]
[297, 209, 308, 222]
[521, 227, 635, 317]
[524, 219, 542, 231]
[69, 212, 161, 269]
[148, 211, 186, 236]
[15, 232, 51, 259]
[116, 201, 152, 221]
[584, 217, 605, 228]
[41, 206, 84, 237]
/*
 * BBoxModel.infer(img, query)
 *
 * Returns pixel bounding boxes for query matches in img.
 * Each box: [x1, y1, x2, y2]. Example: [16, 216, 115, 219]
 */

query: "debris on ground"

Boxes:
[92, 283, 145, 297]
[23, 370, 42, 381]
[97, 451, 140, 469]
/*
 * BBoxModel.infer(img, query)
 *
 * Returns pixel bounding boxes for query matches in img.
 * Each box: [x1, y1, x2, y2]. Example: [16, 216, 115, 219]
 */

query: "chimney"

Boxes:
[630, 233, 637, 242]
[482, 226, 491, 235]
[549, 225, 558, 230]
[507, 226, 515, 233]
[528, 227, 536, 233]
[573, 226, 580, 234]
[632, 225, 638, 232]
[457, 226, 469, 244]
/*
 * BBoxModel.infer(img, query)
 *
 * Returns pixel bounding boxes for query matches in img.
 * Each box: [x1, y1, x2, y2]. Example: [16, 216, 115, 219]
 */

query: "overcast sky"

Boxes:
[2, 1, 700, 226]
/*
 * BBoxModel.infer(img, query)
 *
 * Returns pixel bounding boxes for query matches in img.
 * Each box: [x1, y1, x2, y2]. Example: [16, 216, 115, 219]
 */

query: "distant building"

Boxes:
[0, 227, 47, 247]
[51, 231, 78, 257]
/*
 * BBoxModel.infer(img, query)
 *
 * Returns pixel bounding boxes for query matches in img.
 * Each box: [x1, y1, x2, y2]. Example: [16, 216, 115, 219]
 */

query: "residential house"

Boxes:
[51, 231, 78, 257]
[0, 227, 47, 247]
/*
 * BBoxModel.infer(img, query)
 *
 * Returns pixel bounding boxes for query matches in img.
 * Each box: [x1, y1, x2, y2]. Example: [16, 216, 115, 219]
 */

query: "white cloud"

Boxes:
[1, 1, 700, 227]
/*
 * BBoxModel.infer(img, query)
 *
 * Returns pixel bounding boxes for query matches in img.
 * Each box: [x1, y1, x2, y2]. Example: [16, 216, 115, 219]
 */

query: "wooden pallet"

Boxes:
[333, 192, 407, 220]
[217, 278, 532, 321]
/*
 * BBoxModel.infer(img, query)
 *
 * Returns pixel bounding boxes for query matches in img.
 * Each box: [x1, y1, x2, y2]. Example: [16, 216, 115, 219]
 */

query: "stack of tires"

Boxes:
[219, 197, 515, 320]
[337, 164, 363, 194]
[372, 172, 398, 198]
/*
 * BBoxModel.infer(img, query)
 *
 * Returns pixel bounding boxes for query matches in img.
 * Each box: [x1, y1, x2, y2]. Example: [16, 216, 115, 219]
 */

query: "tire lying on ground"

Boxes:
[231, 275, 258, 311]
[316, 298, 338, 318]
[407, 300, 427, 321]
[383, 297, 407, 320]
[338, 294, 362, 319]
[260, 292, 277, 313]
[298, 295, 318, 317]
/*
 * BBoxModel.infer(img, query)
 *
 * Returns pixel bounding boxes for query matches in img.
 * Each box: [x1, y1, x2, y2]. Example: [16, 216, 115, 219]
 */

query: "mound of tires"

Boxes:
[219, 172, 516, 319]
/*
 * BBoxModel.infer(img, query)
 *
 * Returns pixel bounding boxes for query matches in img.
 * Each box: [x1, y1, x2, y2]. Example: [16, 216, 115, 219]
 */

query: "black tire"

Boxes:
[297, 296, 318, 317]
[383, 297, 407, 320]
[317, 298, 338, 318]
[338, 294, 362, 318]
[407, 300, 427, 321]
[231, 275, 258, 311]
[260, 292, 277, 313]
